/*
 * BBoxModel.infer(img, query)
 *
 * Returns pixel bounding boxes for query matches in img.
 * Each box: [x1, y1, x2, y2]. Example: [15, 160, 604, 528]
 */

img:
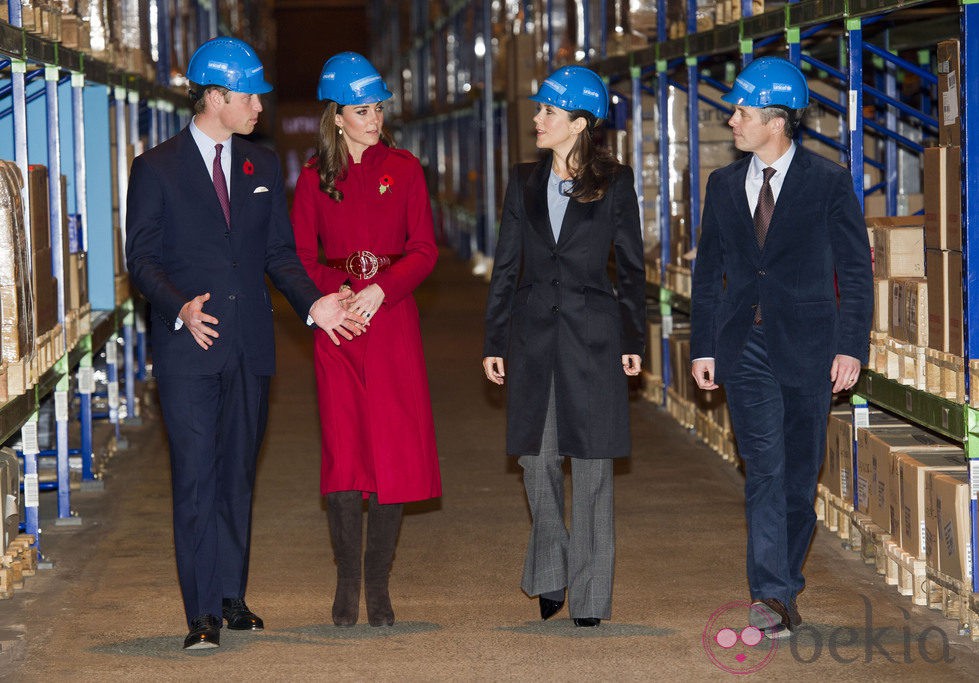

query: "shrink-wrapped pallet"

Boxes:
[0, 161, 35, 366]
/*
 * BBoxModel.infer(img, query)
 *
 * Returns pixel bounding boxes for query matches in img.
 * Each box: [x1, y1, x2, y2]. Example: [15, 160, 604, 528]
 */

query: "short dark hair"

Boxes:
[760, 106, 807, 140]
[188, 82, 232, 114]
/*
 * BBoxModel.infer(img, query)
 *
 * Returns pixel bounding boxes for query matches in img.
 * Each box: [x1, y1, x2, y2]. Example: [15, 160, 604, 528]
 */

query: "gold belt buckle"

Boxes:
[346, 250, 379, 280]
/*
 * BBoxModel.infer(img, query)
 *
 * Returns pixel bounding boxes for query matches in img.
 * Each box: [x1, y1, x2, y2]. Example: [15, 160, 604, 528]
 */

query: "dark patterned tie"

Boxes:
[754, 166, 776, 248]
[753, 166, 776, 324]
[213, 143, 230, 227]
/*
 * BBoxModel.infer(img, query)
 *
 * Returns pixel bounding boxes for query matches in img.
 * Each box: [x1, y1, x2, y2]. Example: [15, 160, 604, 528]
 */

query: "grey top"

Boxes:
[547, 170, 573, 242]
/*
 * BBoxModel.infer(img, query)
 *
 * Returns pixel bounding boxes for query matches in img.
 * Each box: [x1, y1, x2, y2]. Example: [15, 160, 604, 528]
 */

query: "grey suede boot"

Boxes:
[364, 494, 403, 627]
[326, 491, 363, 627]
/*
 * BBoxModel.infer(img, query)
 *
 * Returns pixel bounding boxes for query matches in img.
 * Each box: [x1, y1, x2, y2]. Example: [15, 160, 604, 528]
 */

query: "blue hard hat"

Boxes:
[187, 37, 272, 94]
[722, 56, 809, 109]
[318, 52, 393, 104]
[530, 66, 609, 120]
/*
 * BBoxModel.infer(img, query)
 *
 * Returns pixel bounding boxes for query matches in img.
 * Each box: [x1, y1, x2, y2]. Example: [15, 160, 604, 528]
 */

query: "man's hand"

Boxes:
[691, 358, 718, 390]
[830, 354, 862, 394]
[310, 291, 367, 345]
[622, 354, 641, 376]
[179, 293, 220, 350]
[483, 357, 505, 385]
[344, 283, 386, 321]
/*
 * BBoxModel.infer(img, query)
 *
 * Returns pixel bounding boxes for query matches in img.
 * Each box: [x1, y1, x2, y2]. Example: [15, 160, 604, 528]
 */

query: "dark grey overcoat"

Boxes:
[483, 155, 646, 459]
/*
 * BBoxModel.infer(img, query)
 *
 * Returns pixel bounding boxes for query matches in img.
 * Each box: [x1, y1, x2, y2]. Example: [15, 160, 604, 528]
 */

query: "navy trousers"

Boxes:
[723, 324, 831, 606]
[156, 350, 270, 626]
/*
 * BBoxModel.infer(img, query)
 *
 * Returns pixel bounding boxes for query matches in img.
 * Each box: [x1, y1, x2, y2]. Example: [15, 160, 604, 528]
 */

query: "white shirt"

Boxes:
[745, 142, 796, 215]
[693, 143, 797, 363]
[189, 117, 232, 196]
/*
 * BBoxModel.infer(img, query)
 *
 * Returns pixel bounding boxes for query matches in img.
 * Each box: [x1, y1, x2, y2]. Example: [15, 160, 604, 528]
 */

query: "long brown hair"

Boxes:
[564, 110, 619, 202]
[312, 100, 396, 202]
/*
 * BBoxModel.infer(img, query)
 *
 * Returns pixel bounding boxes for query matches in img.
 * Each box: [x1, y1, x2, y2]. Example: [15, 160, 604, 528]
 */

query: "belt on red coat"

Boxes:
[324, 250, 403, 280]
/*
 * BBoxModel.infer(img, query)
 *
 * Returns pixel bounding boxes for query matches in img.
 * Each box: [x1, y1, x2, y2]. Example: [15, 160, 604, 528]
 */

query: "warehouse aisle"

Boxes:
[3, 251, 979, 680]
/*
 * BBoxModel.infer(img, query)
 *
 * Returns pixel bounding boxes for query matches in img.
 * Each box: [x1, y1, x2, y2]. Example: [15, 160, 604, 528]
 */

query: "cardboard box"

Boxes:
[873, 279, 888, 332]
[826, 409, 910, 503]
[864, 192, 924, 218]
[931, 469, 972, 581]
[870, 218, 925, 278]
[937, 40, 961, 147]
[888, 278, 928, 346]
[898, 450, 965, 559]
[926, 249, 964, 356]
[856, 426, 960, 532]
[923, 146, 962, 251]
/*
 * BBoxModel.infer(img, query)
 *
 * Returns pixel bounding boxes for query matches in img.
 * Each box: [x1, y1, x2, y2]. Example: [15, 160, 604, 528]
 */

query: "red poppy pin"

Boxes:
[379, 174, 393, 195]
[243, 158, 255, 175]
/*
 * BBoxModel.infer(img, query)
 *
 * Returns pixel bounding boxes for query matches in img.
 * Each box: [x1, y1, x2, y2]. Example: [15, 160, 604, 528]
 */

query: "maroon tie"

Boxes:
[753, 167, 776, 324]
[753, 166, 776, 248]
[213, 143, 230, 227]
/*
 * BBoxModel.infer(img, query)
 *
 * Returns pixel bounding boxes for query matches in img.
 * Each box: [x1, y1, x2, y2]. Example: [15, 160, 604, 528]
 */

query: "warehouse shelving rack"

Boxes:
[0, 4, 191, 559]
[371, 0, 501, 264]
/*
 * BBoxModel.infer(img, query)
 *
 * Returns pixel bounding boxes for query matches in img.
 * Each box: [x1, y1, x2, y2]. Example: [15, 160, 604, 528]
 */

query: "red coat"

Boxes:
[291, 143, 441, 503]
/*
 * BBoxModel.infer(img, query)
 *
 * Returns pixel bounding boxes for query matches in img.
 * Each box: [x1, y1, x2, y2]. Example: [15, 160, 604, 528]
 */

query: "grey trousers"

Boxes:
[518, 384, 615, 620]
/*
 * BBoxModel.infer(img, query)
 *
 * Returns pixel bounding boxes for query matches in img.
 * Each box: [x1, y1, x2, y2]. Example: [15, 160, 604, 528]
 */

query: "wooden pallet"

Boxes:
[925, 348, 965, 402]
[926, 568, 973, 636]
[852, 512, 892, 575]
[0, 534, 37, 600]
[640, 371, 663, 404]
[882, 539, 929, 606]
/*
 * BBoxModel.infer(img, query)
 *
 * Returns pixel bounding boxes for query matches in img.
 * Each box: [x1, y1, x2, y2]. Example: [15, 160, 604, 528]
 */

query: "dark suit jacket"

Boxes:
[690, 145, 873, 388]
[125, 127, 321, 376]
[484, 156, 646, 459]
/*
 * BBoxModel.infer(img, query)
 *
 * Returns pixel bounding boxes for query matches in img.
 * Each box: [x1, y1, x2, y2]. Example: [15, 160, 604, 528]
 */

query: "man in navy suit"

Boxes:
[126, 37, 365, 649]
[690, 57, 873, 638]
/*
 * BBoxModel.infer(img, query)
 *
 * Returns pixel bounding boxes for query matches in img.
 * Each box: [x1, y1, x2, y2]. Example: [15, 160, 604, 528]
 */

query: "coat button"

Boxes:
[232, 261, 238, 268]
[551, 305, 559, 313]
[758, 270, 766, 276]
[550, 252, 557, 260]
[551, 278, 559, 286]
[229, 294, 236, 300]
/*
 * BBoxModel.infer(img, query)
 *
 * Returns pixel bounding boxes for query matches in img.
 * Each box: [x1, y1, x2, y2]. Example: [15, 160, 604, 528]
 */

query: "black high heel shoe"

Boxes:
[573, 618, 601, 627]
[539, 596, 565, 620]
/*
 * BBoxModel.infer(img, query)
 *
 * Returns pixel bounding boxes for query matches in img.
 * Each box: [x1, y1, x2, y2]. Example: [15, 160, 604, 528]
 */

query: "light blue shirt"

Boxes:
[547, 170, 573, 242]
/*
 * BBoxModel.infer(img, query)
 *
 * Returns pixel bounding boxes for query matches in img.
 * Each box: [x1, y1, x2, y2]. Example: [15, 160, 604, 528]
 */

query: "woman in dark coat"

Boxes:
[482, 66, 645, 626]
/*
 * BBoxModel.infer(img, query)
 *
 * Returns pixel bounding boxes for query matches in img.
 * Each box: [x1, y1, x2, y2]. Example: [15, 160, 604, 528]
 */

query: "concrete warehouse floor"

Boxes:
[2, 251, 979, 681]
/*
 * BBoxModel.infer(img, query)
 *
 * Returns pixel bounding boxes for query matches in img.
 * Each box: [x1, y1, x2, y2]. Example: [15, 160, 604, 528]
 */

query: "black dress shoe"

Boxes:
[573, 618, 601, 627]
[222, 597, 264, 630]
[539, 596, 565, 620]
[183, 614, 221, 650]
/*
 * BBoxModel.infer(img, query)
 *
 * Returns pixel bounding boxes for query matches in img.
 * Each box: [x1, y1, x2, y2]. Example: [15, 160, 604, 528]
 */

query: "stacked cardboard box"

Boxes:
[924, 40, 964, 363]
[855, 425, 960, 534]
[823, 407, 907, 505]
[27, 166, 59, 338]
[896, 450, 966, 562]
[0, 161, 36, 397]
[866, 216, 926, 383]
[925, 470, 972, 582]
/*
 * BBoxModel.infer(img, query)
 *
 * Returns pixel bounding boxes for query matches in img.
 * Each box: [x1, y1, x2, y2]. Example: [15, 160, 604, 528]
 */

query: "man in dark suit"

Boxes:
[690, 57, 873, 638]
[126, 37, 365, 649]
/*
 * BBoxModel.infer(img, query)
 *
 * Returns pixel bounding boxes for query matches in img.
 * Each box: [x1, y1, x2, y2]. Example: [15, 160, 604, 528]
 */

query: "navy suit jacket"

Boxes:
[690, 145, 873, 388]
[125, 127, 321, 376]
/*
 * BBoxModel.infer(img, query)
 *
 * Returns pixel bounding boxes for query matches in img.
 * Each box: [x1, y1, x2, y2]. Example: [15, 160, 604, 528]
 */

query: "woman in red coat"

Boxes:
[291, 52, 441, 628]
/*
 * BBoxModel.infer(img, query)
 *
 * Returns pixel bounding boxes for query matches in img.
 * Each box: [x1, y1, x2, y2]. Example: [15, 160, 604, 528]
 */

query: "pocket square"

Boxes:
[253, 186, 269, 194]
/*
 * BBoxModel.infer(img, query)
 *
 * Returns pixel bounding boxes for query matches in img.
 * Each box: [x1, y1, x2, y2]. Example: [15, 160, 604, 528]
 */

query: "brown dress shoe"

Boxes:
[749, 598, 793, 639]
